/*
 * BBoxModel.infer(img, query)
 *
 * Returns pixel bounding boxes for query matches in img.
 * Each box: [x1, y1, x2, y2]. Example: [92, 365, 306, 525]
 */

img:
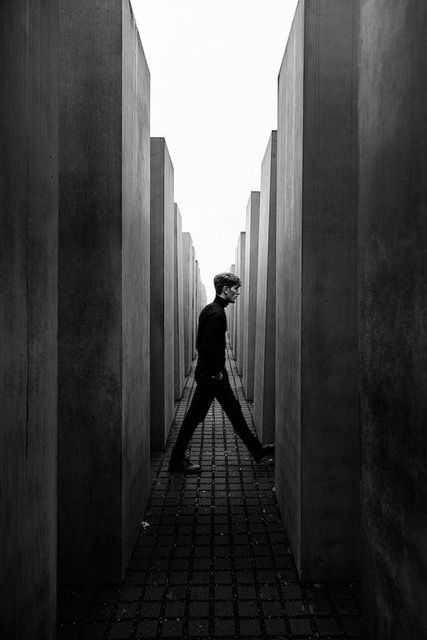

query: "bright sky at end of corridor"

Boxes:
[131, 0, 298, 299]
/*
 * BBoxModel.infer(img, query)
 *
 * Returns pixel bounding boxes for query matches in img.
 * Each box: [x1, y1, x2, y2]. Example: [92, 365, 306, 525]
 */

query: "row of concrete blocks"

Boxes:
[228, 1, 426, 638]
[0, 1, 206, 638]
[151, 137, 206, 452]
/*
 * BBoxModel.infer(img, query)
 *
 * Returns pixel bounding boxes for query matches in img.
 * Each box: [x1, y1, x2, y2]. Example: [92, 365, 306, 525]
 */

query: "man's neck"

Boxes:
[215, 294, 229, 307]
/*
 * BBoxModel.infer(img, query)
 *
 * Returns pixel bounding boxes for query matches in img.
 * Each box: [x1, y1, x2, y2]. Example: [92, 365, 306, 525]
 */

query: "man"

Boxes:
[169, 272, 275, 473]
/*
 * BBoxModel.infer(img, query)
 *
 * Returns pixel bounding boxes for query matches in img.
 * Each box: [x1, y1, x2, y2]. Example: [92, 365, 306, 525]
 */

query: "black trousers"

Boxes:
[170, 368, 262, 462]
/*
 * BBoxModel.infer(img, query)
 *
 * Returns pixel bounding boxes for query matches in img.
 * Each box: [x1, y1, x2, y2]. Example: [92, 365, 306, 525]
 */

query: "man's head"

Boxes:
[214, 272, 241, 304]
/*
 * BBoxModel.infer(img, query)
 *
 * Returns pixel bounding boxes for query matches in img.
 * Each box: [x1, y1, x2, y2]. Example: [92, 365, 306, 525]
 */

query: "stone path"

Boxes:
[58, 348, 363, 639]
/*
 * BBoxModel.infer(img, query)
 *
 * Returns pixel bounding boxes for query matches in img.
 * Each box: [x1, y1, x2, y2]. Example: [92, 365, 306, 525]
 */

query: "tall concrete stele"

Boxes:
[253, 131, 277, 443]
[174, 204, 185, 400]
[359, 1, 427, 637]
[150, 138, 175, 451]
[242, 192, 260, 401]
[235, 232, 246, 374]
[182, 232, 195, 375]
[58, 0, 151, 586]
[0, 1, 58, 636]
[227, 263, 237, 352]
[275, 0, 359, 581]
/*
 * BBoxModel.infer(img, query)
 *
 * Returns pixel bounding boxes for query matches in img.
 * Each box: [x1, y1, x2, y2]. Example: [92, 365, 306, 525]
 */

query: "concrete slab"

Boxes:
[254, 132, 277, 443]
[174, 204, 185, 400]
[150, 137, 175, 450]
[235, 233, 246, 375]
[191, 246, 197, 357]
[227, 264, 237, 351]
[58, 0, 151, 583]
[276, 0, 359, 581]
[243, 192, 260, 401]
[195, 260, 201, 320]
[182, 233, 194, 375]
[0, 2, 58, 635]
[359, 1, 427, 636]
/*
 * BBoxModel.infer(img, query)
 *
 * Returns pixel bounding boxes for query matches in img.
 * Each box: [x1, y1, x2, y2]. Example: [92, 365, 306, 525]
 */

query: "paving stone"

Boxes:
[214, 584, 234, 601]
[289, 617, 313, 635]
[188, 619, 209, 636]
[164, 602, 186, 617]
[81, 622, 109, 639]
[135, 619, 158, 638]
[142, 588, 164, 603]
[239, 617, 263, 636]
[115, 602, 139, 619]
[139, 601, 162, 617]
[215, 617, 235, 636]
[161, 618, 184, 636]
[264, 618, 288, 635]
[189, 601, 210, 617]
[108, 620, 134, 639]
[315, 616, 342, 635]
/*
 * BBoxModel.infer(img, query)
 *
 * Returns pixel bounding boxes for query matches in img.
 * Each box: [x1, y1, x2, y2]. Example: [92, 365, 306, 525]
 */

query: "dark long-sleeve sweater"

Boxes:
[195, 295, 229, 376]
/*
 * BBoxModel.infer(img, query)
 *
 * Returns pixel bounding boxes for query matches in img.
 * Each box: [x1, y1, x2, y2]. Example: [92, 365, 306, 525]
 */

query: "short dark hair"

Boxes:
[214, 272, 241, 295]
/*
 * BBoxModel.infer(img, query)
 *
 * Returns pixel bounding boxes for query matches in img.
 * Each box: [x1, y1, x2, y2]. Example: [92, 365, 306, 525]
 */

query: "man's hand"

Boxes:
[211, 372, 223, 381]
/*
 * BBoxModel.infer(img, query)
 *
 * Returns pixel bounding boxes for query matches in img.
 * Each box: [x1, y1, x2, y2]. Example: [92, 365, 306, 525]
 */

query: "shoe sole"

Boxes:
[254, 454, 275, 464]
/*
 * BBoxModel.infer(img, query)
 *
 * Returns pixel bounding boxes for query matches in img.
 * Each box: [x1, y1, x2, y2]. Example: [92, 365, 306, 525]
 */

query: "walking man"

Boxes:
[169, 272, 275, 473]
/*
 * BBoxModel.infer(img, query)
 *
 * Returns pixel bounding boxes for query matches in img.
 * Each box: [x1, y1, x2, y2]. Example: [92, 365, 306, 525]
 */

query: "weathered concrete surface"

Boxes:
[191, 246, 197, 357]
[235, 232, 246, 375]
[182, 232, 194, 375]
[0, 2, 58, 636]
[359, 1, 427, 637]
[195, 260, 201, 323]
[58, 0, 151, 583]
[254, 132, 277, 443]
[243, 192, 260, 401]
[150, 137, 175, 450]
[276, 0, 359, 581]
[121, 0, 151, 570]
[200, 282, 207, 309]
[227, 263, 237, 351]
[174, 205, 185, 399]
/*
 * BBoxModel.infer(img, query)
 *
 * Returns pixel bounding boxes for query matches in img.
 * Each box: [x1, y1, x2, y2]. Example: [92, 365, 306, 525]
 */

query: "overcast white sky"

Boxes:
[131, 0, 298, 299]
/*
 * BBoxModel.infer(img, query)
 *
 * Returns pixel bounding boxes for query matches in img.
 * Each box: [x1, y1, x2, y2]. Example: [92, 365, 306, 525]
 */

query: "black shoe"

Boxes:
[253, 443, 275, 463]
[169, 458, 201, 474]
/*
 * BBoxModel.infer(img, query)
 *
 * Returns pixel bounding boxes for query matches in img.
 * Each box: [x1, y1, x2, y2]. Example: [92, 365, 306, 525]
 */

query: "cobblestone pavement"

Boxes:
[58, 348, 363, 640]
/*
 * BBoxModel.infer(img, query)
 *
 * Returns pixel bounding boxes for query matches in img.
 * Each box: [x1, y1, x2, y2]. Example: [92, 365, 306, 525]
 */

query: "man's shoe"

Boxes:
[169, 458, 201, 474]
[254, 443, 275, 463]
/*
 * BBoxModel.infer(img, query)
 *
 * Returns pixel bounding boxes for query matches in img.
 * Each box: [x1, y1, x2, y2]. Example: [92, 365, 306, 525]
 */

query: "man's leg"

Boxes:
[169, 381, 215, 465]
[214, 370, 264, 459]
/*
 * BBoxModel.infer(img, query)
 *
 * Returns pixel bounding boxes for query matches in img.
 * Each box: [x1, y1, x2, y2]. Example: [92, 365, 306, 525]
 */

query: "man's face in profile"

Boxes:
[224, 285, 240, 304]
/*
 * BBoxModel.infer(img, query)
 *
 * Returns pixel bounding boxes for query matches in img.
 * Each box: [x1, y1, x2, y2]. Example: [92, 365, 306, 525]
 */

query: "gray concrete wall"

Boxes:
[235, 232, 246, 375]
[276, 0, 359, 580]
[254, 132, 277, 443]
[174, 204, 185, 399]
[195, 260, 200, 320]
[243, 192, 260, 401]
[182, 232, 194, 375]
[58, 0, 151, 583]
[191, 246, 197, 357]
[121, 0, 151, 569]
[227, 263, 237, 351]
[201, 282, 207, 309]
[0, 2, 58, 635]
[150, 137, 175, 450]
[359, 1, 427, 636]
